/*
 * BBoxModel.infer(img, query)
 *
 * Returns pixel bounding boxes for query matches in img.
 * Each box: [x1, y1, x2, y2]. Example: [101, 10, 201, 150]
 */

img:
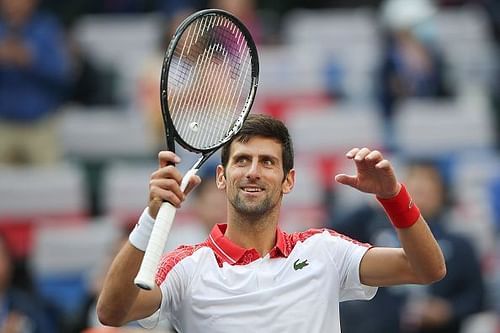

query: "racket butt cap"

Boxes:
[134, 278, 153, 291]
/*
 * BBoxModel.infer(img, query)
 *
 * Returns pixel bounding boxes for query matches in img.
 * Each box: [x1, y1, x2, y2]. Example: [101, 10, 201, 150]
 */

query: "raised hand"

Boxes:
[148, 151, 201, 218]
[334, 147, 401, 198]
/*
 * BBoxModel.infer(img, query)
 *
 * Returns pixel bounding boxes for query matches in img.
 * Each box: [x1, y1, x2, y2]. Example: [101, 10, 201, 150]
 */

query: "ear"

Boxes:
[216, 165, 226, 190]
[282, 169, 295, 194]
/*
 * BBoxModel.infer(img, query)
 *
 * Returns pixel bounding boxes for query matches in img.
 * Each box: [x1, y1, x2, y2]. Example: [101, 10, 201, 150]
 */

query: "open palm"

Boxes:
[335, 148, 401, 198]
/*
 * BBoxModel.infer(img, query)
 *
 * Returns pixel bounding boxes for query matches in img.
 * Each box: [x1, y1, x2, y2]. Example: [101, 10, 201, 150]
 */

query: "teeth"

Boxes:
[243, 187, 261, 192]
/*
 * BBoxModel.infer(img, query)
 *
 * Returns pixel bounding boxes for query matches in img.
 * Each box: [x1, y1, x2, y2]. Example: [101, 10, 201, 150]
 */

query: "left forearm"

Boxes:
[377, 184, 446, 284]
[396, 216, 446, 284]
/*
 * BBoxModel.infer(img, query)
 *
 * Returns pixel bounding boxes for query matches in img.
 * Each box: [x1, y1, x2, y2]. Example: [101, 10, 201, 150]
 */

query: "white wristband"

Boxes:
[129, 207, 155, 252]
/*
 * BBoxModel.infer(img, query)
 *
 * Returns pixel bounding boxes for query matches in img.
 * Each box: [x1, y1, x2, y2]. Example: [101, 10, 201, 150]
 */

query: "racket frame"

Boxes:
[134, 9, 259, 291]
[160, 8, 259, 155]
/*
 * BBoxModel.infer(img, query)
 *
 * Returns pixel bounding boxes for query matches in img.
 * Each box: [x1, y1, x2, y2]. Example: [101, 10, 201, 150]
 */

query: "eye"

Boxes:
[235, 156, 249, 165]
[263, 158, 274, 167]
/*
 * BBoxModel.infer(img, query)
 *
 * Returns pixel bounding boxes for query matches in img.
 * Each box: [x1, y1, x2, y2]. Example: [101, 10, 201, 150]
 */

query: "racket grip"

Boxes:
[134, 201, 177, 290]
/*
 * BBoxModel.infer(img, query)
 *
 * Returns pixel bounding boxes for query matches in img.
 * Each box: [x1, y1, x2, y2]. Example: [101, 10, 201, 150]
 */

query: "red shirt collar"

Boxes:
[208, 223, 289, 265]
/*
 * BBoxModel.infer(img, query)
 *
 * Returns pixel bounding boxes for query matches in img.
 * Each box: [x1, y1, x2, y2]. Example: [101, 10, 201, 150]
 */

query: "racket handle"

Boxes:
[133, 168, 198, 290]
[134, 201, 177, 290]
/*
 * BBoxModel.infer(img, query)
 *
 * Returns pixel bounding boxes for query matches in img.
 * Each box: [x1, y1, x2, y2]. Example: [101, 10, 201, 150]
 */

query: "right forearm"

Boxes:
[96, 241, 144, 326]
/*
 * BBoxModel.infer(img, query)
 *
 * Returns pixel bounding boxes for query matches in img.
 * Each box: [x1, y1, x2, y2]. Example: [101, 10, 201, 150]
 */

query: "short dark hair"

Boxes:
[221, 114, 294, 176]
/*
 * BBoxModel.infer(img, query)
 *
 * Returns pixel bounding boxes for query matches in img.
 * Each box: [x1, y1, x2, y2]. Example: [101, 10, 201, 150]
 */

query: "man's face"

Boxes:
[216, 136, 294, 219]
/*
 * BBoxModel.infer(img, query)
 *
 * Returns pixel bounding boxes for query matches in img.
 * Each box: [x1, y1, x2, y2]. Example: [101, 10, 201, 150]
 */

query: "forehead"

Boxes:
[229, 136, 282, 159]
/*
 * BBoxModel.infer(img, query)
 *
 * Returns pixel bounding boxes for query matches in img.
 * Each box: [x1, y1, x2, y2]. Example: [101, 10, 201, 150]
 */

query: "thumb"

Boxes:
[184, 175, 202, 196]
[334, 174, 358, 188]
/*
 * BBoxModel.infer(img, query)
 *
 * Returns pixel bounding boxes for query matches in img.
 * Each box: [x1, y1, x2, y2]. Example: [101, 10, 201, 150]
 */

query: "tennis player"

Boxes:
[97, 114, 446, 332]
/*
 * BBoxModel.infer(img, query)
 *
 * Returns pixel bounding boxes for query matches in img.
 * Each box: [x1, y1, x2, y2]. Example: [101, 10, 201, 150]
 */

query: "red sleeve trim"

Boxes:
[155, 241, 209, 285]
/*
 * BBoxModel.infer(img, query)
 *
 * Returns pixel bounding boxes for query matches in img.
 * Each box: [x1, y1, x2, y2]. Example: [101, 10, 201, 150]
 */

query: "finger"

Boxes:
[151, 165, 183, 184]
[345, 148, 360, 159]
[354, 147, 371, 162]
[158, 151, 181, 168]
[184, 175, 202, 196]
[334, 174, 358, 188]
[375, 159, 392, 171]
[366, 150, 384, 164]
[150, 180, 185, 208]
[150, 178, 185, 200]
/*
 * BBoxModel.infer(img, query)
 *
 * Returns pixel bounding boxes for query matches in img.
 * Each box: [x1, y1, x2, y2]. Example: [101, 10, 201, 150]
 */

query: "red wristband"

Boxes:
[376, 184, 420, 229]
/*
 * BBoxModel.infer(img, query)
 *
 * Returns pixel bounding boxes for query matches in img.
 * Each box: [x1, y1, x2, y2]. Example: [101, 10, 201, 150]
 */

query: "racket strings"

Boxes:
[171, 15, 218, 143]
[167, 13, 253, 150]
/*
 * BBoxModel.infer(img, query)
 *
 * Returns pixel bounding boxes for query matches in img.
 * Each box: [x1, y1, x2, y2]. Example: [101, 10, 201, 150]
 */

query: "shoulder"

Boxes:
[155, 240, 211, 285]
[284, 228, 369, 252]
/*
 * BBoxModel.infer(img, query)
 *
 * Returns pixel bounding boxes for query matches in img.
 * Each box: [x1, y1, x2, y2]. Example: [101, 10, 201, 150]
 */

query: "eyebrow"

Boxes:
[231, 152, 280, 163]
[231, 152, 251, 161]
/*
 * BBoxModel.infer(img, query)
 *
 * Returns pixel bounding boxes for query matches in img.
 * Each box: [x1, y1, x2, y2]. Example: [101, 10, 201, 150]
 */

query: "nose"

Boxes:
[245, 159, 260, 180]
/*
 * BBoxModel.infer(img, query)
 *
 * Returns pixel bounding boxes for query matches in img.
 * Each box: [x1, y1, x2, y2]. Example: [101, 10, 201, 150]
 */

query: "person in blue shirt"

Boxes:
[376, 0, 453, 151]
[0, 234, 59, 333]
[0, 0, 70, 165]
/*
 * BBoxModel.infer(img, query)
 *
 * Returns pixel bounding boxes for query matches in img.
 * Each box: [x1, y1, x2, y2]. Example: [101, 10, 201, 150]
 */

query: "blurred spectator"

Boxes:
[209, 0, 262, 44]
[138, 1, 261, 150]
[190, 163, 227, 231]
[70, 233, 126, 332]
[400, 162, 485, 333]
[0, 0, 70, 165]
[0, 235, 59, 333]
[157, 0, 204, 17]
[494, 238, 500, 319]
[70, 232, 170, 332]
[376, 0, 453, 148]
[332, 160, 485, 333]
[157, 0, 262, 43]
[480, 0, 500, 45]
[66, 31, 119, 106]
[136, 8, 195, 150]
[478, 0, 500, 149]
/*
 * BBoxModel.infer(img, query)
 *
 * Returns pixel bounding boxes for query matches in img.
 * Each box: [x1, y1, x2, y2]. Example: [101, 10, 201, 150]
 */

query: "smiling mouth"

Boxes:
[241, 187, 264, 193]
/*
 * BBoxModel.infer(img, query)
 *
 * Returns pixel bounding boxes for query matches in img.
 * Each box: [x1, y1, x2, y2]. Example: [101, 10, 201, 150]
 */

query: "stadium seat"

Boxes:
[281, 9, 381, 100]
[72, 14, 161, 103]
[282, 9, 378, 48]
[0, 163, 87, 258]
[287, 102, 384, 156]
[257, 45, 328, 99]
[434, 6, 497, 87]
[393, 98, 495, 156]
[101, 161, 156, 226]
[57, 106, 154, 160]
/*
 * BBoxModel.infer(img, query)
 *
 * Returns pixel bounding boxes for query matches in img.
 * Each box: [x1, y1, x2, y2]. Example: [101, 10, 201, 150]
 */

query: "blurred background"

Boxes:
[0, 0, 499, 332]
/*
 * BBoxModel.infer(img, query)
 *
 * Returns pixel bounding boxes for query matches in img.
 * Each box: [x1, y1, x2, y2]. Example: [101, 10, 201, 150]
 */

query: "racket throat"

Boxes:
[180, 152, 214, 191]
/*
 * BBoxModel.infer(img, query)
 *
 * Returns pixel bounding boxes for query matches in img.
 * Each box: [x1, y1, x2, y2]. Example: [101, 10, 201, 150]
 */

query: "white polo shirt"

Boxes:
[140, 224, 377, 332]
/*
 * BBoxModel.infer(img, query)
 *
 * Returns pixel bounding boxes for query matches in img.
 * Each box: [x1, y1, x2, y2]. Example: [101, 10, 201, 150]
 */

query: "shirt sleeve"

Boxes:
[137, 256, 188, 329]
[324, 230, 378, 302]
[137, 284, 167, 329]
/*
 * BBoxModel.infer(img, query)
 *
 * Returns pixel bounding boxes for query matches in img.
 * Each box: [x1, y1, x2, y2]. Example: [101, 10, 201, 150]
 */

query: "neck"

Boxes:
[225, 205, 281, 257]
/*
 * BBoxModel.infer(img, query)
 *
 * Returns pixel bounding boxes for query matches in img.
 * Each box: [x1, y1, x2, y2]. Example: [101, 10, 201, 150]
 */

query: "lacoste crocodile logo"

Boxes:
[293, 259, 309, 270]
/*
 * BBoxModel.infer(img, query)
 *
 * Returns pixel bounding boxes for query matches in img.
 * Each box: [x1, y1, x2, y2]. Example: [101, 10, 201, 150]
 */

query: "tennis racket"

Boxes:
[134, 9, 259, 290]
